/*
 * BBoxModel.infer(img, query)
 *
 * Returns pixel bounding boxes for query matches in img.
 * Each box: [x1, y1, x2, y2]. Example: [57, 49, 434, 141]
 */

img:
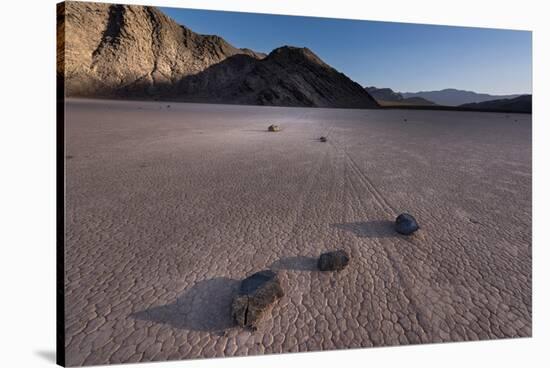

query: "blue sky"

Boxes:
[160, 7, 532, 95]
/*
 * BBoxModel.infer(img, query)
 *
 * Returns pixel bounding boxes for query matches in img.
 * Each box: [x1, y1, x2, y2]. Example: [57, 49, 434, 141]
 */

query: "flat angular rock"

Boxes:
[268, 124, 280, 132]
[395, 213, 419, 235]
[318, 250, 349, 271]
[231, 270, 284, 329]
[320, 136, 327, 142]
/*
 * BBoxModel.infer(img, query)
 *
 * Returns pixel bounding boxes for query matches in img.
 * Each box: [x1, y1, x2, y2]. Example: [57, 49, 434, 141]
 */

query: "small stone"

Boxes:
[268, 125, 280, 132]
[318, 250, 349, 271]
[232, 270, 284, 329]
[395, 213, 419, 235]
[320, 136, 327, 142]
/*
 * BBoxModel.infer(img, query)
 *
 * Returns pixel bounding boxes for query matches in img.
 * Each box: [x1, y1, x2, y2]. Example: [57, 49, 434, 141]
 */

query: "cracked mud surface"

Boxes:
[64, 99, 531, 366]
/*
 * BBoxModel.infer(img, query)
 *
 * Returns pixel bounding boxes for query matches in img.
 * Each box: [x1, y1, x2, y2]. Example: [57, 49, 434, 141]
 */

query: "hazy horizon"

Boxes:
[160, 7, 532, 96]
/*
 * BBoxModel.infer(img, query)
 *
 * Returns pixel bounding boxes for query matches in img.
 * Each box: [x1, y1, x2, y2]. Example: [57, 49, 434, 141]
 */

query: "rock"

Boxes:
[268, 125, 280, 132]
[395, 213, 419, 235]
[318, 250, 349, 271]
[231, 270, 284, 329]
[320, 136, 327, 142]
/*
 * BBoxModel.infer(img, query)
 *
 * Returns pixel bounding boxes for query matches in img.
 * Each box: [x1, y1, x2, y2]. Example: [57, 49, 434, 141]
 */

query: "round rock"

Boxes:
[268, 124, 280, 132]
[395, 213, 419, 235]
[320, 136, 327, 142]
[318, 250, 349, 271]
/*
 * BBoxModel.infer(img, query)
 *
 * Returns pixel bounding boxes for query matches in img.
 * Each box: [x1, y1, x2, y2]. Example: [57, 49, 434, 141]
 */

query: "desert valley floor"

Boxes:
[64, 99, 531, 366]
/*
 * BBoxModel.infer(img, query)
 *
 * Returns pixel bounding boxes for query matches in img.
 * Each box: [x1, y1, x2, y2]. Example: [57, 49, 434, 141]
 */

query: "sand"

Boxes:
[64, 98, 531, 366]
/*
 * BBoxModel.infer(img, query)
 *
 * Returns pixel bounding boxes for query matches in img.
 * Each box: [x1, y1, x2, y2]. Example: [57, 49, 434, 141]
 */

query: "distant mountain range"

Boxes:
[58, 2, 378, 109]
[365, 87, 435, 106]
[400, 89, 522, 106]
[459, 95, 532, 113]
[366, 86, 531, 113]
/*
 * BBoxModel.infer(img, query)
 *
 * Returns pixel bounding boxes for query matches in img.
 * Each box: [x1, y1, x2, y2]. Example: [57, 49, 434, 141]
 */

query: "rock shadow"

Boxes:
[270, 256, 318, 271]
[332, 220, 396, 238]
[131, 277, 240, 333]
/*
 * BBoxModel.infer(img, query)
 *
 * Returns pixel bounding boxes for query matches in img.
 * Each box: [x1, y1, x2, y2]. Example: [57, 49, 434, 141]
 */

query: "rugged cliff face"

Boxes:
[58, 1, 378, 108]
[59, 2, 263, 97]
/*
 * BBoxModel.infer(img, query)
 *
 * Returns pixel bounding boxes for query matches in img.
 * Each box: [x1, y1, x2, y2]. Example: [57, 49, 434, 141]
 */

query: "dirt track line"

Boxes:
[326, 129, 433, 340]
[344, 163, 432, 340]
[344, 150, 397, 215]
[327, 133, 394, 216]
[330, 134, 432, 253]
[326, 127, 393, 218]
[274, 147, 331, 255]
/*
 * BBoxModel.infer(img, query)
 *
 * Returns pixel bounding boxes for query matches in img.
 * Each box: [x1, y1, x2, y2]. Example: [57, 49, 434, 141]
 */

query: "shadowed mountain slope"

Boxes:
[180, 47, 379, 108]
[58, 1, 378, 108]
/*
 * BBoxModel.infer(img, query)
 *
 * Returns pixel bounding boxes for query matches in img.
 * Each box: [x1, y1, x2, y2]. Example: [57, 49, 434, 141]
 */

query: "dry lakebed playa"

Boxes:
[64, 98, 531, 365]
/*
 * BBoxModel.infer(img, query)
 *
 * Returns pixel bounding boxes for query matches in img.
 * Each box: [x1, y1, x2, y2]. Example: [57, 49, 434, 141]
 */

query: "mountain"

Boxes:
[401, 88, 521, 106]
[459, 95, 532, 113]
[399, 96, 436, 105]
[365, 87, 403, 102]
[182, 46, 379, 108]
[365, 87, 435, 106]
[58, 2, 378, 109]
[59, 2, 265, 97]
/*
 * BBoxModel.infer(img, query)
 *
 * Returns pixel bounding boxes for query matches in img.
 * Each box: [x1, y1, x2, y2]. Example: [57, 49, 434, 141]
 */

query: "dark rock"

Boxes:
[320, 136, 327, 142]
[268, 124, 280, 132]
[318, 250, 349, 271]
[395, 213, 419, 235]
[231, 270, 284, 329]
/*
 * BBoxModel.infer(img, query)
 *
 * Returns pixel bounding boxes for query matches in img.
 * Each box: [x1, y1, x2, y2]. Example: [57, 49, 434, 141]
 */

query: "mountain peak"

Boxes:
[268, 46, 329, 68]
